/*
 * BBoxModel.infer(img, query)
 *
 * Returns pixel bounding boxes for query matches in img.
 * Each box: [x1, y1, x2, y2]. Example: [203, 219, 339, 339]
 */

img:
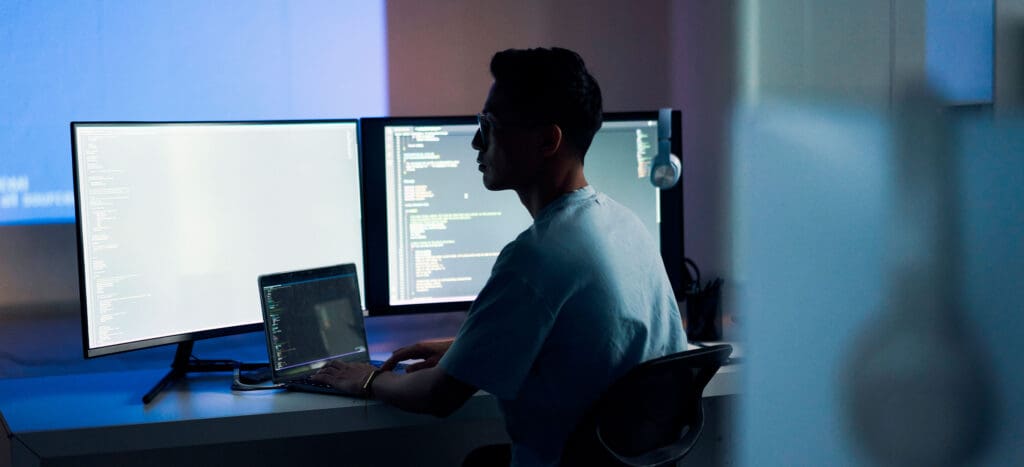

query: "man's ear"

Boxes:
[540, 124, 563, 158]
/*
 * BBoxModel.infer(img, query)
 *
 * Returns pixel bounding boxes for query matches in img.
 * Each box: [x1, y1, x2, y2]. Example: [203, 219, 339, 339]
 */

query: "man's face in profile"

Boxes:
[472, 83, 545, 192]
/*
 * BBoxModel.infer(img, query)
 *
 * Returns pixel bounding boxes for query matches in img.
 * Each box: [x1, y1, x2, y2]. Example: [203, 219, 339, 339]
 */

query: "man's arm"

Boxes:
[311, 360, 477, 418]
[371, 366, 477, 417]
[380, 338, 454, 372]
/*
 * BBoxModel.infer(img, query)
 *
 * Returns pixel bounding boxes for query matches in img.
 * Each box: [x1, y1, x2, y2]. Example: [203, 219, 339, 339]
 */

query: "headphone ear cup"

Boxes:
[650, 153, 681, 189]
[650, 108, 680, 189]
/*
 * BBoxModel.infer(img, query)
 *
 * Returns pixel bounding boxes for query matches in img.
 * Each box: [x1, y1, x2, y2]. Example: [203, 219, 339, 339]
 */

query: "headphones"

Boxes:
[649, 108, 681, 190]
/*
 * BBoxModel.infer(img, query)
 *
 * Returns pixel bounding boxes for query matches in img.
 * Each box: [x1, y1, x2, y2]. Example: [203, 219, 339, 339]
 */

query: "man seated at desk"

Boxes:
[312, 47, 686, 467]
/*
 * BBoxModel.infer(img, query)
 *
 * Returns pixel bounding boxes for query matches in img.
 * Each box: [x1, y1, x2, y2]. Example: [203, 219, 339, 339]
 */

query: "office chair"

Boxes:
[560, 344, 733, 467]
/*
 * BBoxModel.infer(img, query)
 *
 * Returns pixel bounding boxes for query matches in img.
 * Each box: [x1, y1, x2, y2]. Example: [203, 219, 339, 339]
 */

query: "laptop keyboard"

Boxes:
[287, 377, 348, 395]
[286, 361, 406, 396]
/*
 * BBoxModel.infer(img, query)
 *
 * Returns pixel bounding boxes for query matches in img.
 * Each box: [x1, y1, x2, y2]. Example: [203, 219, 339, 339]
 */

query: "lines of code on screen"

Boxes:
[263, 274, 366, 371]
[382, 119, 661, 307]
[384, 124, 531, 306]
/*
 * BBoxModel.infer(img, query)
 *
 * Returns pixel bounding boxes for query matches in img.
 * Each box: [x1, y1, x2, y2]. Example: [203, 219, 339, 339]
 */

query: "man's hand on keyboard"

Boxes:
[381, 338, 455, 373]
[310, 360, 378, 396]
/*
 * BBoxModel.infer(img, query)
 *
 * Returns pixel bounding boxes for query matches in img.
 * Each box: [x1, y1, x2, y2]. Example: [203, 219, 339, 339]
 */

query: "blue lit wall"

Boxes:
[926, 0, 994, 103]
[0, 0, 388, 225]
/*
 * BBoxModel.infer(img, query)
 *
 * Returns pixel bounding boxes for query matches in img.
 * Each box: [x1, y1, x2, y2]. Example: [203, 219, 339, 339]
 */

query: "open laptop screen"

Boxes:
[259, 264, 369, 381]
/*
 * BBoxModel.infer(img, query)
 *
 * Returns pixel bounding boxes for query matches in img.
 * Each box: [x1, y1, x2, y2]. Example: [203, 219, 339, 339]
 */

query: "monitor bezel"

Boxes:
[360, 110, 684, 317]
[71, 119, 365, 358]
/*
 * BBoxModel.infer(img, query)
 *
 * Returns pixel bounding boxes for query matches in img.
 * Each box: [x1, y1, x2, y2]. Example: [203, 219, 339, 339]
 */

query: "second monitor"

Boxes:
[361, 111, 684, 315]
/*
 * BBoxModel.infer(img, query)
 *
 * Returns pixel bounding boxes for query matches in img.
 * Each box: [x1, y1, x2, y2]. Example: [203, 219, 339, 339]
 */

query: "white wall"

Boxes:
[737, 0, 920, 105]
[385, 0, 673, 115]
[669, 0, 738, 285]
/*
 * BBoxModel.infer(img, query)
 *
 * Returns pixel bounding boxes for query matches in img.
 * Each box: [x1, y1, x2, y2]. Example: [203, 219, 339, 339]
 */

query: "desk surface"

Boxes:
[0, 363, 738, 462]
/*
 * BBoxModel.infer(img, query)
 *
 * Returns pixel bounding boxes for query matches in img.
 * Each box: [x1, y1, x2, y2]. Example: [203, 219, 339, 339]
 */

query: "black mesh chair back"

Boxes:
[561, 344, 732, 467]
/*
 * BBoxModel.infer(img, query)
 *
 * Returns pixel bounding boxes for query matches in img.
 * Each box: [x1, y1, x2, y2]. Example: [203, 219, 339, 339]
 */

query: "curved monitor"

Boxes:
[72, 120, 365, 358]
[361, 111, 684, 316]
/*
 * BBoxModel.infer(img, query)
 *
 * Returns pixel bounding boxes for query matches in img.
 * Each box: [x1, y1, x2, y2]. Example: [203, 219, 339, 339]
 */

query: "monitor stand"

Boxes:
[142, 341, 268, 404]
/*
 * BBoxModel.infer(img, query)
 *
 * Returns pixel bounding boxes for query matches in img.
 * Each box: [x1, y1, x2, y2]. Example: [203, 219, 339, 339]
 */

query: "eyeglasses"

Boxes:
[476, 113, 496, 150]
[476, 113, 549, 150]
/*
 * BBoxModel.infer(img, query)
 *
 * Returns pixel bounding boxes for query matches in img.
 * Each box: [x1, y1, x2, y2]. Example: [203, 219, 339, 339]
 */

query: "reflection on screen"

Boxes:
[384, 119, 660, 306]
[263, 272, 367, 372]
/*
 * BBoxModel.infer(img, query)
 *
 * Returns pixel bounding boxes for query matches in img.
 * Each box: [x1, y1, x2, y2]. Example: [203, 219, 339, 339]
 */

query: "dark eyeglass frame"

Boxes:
[476, 113, 498, 150]
[476, 112, 552, 150]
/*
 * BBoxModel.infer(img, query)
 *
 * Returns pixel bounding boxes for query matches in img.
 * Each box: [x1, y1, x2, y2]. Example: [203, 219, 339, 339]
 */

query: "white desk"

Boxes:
[0, 364, 739, 467]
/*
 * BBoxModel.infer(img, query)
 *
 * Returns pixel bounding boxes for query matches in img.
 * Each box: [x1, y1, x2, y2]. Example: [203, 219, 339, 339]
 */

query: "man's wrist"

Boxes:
[360, 369, 383, 399]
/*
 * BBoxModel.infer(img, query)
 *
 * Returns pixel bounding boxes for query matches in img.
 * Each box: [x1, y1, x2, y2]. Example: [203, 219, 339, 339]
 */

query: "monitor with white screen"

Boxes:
[360, 111, 684, 315]
[72, 120, 366, 362]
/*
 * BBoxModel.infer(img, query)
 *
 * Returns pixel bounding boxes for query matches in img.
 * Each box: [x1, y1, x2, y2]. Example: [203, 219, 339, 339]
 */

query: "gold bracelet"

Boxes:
[360, 369, 382, 399]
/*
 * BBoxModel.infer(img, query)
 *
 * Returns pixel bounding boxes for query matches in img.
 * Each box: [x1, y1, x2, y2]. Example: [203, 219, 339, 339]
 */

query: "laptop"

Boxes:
[258, 263, 375, 395]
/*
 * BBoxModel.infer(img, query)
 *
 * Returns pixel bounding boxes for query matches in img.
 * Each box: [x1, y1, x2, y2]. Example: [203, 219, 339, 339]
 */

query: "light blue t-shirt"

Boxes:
[440, 186, 686, 466]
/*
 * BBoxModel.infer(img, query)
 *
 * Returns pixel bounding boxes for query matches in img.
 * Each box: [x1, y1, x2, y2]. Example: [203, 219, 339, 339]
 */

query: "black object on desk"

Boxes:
[684, 258, 724, 342]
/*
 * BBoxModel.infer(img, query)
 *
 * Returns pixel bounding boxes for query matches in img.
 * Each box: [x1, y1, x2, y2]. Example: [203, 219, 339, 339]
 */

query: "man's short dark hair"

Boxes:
[489, 47, 603, 158]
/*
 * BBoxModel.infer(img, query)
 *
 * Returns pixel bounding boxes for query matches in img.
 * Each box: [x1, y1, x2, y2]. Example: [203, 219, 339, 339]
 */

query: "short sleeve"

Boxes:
[439, 268, 558, 401]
